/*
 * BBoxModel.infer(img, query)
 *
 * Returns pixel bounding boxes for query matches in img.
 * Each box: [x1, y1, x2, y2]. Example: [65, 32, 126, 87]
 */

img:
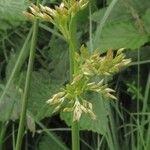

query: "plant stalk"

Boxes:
[72, 121, 80, 150]
[0, 122, 7, 150]
[68, 17, 80, 150]
[15, 18, 39, 150]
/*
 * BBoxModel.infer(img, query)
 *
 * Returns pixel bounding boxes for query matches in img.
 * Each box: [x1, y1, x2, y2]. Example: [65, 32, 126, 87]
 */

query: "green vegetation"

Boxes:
[0, 0, 150, 150]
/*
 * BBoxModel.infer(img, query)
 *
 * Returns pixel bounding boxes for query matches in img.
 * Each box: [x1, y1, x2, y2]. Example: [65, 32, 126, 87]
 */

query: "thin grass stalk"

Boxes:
[135, 48, 146, 149]
[142, 73, 150, 112]
[120, 106, 128, 150]
[105, 130, 115, 150]
[94, 0, 118, 48]
[141, 73, 150, 138]
[137, 48, 140, 150]
[130, 59, 150, 66]
[81, 138, 94, 150]
[0, 29, 32, 103]
[135, 60, 150, 150]
[144, 73, 150, 149]
[12, 123, 15, 150]
[89, 3, 93, 53]
[145, 115, 150, 150]
[105, 105, 115, 150]
[15, 5, 39, 150]
[0, 122, 7, 150]
[108, 104, 119, 150]
[97, 135, 105, 150]
[130, 114, 135, 150]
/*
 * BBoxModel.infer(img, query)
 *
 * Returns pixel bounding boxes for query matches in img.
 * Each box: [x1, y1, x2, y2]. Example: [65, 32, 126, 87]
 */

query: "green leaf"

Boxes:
[0, 0, 28, 30]
[91, 1, 131, 24]
[0, 69, 64, 122]
[91, 0, 150, 53]
[5, 37, 30, 80]
[60, 94, 108, 135]
[27, 69, 64, 121]
[38, 134, 68, 150]
[107, 0, 150, 14]
[48, 36, 69, 82]
[93, 21, 148, 53]
[142, 8, 150, 34]
[0, 83, 21, 122]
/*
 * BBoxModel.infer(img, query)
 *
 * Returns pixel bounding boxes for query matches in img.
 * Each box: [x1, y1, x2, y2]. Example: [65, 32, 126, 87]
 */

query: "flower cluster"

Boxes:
[47, 74, 115, 122]
[77, 46, 131, 76]
[25, 1, 131, 122]
[47, 46, 131, 121]
[24, 0, 88, 40]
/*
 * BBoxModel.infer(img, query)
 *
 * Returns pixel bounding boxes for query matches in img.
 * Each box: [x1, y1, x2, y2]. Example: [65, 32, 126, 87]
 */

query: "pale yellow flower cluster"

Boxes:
[80, 48, 131, 76]
[47, 46, 131, 122]
[47, 73, 97, 122]
[24, 0, 88, 40]
[24, 0, 131, 122]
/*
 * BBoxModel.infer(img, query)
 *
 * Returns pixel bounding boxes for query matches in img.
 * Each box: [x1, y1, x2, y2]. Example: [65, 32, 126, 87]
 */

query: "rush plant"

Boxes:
[24, 0, 131, 150]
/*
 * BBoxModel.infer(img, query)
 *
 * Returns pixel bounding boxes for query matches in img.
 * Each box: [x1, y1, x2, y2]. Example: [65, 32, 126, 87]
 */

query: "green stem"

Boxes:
[15, 19, 39, 150]
[72, 121, 80, 150]
[69, 39, 80, 150]
[0, 122, 7, 150]
[12, 123, 16, 150]
[137, 48, 140, 150]
[69, 40, 77, 79]
[68, 17, 80, 150]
